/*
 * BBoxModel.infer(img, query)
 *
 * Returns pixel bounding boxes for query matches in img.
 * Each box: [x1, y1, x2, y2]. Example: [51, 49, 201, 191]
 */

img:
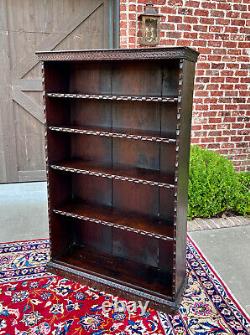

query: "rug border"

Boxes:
[0, 238, 48, 245]
[187, 233, 250, 322]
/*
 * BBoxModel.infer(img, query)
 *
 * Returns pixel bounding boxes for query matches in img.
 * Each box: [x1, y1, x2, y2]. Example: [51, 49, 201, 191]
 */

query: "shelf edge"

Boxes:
[53, 209, 174, 242]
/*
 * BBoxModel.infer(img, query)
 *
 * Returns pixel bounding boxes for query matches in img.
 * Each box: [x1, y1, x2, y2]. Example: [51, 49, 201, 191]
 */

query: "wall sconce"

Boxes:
[139, 3, 162, 46]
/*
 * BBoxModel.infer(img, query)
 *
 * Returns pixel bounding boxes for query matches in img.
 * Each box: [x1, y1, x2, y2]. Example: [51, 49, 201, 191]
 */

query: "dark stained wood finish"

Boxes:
[50, 159, 175, 187]
[53, 200, 174, 239]
[55, 244, 173, 296]
[39, 47, 198, 313]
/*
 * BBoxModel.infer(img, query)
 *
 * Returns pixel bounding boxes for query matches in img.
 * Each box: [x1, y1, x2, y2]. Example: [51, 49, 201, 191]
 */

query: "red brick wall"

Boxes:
[120, 0, 250, 171]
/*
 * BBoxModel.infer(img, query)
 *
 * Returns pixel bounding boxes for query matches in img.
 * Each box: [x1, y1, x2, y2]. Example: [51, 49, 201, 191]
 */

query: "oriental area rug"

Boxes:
[0, 238, 249, 335]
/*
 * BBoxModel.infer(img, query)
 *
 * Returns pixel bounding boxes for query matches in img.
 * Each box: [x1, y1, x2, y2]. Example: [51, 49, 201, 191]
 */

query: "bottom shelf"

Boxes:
[52, 244, 173, 299]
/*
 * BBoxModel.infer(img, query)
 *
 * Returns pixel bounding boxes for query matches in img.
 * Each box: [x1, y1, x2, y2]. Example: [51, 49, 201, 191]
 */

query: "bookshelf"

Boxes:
[37, 47, 198, 313]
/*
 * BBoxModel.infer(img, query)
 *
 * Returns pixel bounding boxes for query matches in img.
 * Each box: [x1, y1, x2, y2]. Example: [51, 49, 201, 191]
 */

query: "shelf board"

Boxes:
[53, 200, 174, 241]
[47, 92, 178, 103]
[50, 160, 175, 189]
[49, 125, 176, 144]
[54, 244, 173, 297]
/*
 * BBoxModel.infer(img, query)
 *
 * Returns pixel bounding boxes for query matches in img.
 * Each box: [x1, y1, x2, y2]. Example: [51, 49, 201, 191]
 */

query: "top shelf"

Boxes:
[47, 93, 179, 103]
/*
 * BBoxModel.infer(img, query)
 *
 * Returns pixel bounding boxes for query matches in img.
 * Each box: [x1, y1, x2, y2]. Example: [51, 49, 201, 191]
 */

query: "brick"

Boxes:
[191, 138, 200, 144]
[208, 40, 222, 48]
[185, 1, 200, 8]
[210, 104, 223, 110]
[211, 77, 225, 83]
[168, 15, 182, 23]
[209, 26, 223, 33]
[207, 84, 219, 90]
[233, 4, 248, 11]
[224, 26, 239, 33]
[193, 25, 208, 32]
[216, 137, 230, 142]
[238, 42, 250, 48]
[211, 10, 225, 18]
[183, 16, 198, 24]
[227, 11, 241, 19]
[217, 3, 232, 10]
[210, 118, 221, 123]
[178, 8, 193, 16]
[194, 9, 209, 17]
[215, 18, 230, 26]
[224, 117, 236, 123]
[201, 137, 215, 143]
[177, 24, 192, 31]
[209, 131, 222, 136]
[160, 7, 176, 14]
[220, 84, 234, 90]
[231, 19, 246, 26]
[168, 0, 183, 5]
[197, 62, 210, 69]
[203, 124, 217, 130]
[222, 41, 237, 48]
[166, 31, 182, 38]
[201, 2, 216, 10]
[211, 63, 224, 69]
[183, 32, 198, 39]
[200, 18, 215, 25]
[207, 55, 222, 61]
[193, 40, 208, 47]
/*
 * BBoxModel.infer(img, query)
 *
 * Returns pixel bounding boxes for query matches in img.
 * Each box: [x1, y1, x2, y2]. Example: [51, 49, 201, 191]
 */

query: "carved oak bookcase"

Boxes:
[37, 47, 198, 313]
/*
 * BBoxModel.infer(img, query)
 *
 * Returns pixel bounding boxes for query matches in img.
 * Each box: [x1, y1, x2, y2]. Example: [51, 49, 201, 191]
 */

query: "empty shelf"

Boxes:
[50, 160, 175, 189]
[53, 200, 174, 241]
[49, 125, 176, 144]
[54, 244, 173, 297]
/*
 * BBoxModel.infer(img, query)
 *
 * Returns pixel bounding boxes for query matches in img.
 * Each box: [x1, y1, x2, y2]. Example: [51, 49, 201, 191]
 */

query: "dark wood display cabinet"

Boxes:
[37, 47, 198, 313]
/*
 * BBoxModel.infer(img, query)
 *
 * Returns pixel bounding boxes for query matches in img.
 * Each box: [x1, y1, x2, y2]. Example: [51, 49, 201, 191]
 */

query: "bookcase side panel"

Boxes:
[174, 60, 196, 297]
[43, 62, 72, 259]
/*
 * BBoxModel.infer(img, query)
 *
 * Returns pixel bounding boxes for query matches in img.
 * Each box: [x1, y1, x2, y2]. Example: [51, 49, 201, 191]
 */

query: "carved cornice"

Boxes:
[36, 47, 199, 62]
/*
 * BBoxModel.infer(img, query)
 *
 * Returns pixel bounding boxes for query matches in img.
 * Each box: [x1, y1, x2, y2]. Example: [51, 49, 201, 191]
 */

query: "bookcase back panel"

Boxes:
[69, 62, 112, 95]
[71, 135, 112, 164]
[160, 144, 177, 174]
[112, 229, 159, 267]
[58, 218, 174, 294]
[48, 170, 72, 208]
[48, 60, 181, 97]
[160, 188, 175, 221]
[74, 220, 113, 255]
[49, 214, 73, 259]
[162, 63, 180, 97]
[46, 99, 70, 126]
[72, 174, 112, 207]
[71, 101, 112, 128]
[113, 181, 159, 217]
[44, 62, 70, 92]
[111, 61, 162, 96]
[161, 103, 178, 138]
[47, 132, 71, 163]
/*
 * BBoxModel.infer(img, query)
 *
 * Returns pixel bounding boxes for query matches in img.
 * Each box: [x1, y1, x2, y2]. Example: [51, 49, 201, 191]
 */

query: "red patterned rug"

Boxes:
[0, 237, 249, 335]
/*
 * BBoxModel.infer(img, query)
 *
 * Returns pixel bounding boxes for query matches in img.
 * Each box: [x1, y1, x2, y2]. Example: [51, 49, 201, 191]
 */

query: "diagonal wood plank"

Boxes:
[12, 86, 44, 124]
[14, 1, 103, 79]
[13, 79, 43, 91]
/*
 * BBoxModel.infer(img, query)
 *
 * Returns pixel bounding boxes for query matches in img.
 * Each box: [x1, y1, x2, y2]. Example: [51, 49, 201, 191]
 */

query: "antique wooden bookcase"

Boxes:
[37, 47, 198, 313]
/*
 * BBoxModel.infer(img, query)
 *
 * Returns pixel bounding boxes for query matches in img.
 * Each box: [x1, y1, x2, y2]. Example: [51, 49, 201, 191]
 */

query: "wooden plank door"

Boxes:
[0, 0, 119, 183]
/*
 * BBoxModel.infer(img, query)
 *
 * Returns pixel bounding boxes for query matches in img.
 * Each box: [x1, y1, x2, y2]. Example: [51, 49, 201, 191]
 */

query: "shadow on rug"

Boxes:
[0, 237, 249, 335]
